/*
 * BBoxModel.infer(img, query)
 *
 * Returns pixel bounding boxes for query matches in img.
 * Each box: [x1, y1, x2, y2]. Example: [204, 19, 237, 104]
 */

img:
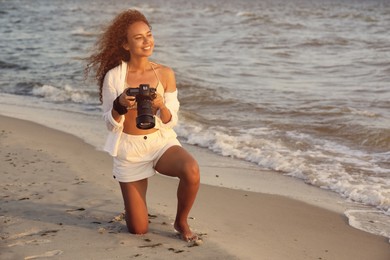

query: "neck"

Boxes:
[127, 58, 150, 73]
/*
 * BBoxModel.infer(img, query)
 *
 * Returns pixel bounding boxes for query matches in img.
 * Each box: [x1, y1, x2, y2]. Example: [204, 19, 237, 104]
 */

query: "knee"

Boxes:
[127, 224, 148, 235]
[125, 215, 149, 235]
[182, 160, 200, 185]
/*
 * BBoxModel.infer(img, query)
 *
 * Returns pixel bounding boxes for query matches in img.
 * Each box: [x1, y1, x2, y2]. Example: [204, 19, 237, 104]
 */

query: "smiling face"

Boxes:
[123, 21, 154, 58]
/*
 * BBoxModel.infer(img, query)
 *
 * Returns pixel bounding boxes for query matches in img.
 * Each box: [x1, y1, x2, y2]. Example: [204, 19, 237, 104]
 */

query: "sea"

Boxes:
[1, 0, 389, 241]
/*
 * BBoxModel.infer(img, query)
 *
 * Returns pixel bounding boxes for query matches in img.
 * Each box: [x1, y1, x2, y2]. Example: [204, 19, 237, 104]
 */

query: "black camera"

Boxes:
[126, 84, 157, 129]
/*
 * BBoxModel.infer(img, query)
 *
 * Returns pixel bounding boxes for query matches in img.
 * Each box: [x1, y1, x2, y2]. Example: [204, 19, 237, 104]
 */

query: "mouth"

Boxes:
[143, 46, 151, 50]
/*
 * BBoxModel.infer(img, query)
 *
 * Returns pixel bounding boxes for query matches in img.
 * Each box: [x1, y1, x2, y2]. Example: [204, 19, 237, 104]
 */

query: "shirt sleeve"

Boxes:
[101, 70, 125, 132]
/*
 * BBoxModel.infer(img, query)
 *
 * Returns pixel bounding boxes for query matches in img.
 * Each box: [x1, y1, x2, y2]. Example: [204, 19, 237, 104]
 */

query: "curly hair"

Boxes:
[85, 9, 151, 102]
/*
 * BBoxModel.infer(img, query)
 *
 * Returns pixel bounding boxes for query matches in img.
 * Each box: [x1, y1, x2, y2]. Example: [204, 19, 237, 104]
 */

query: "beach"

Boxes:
[1, 0, 390, 258]
[1, 0, 389, 240]
[1, 114, 389, 260]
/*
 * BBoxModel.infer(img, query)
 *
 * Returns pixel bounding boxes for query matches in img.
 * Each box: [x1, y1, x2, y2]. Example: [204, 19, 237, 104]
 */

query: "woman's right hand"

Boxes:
[120, 88, 136, 108]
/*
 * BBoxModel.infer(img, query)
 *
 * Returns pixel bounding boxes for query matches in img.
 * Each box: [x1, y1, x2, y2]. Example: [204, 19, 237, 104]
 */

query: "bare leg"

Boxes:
[119, 179, 149, 234]
[155, 145, 200, 241]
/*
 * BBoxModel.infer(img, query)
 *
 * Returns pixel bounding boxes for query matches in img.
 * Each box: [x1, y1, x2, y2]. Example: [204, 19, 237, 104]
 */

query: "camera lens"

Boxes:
[136, 115, 155, 129]
[136, 98, 155, 129]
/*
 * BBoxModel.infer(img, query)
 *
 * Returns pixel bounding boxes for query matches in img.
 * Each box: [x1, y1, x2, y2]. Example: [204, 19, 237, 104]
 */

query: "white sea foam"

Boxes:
[345, 209, 390, 242]
[347, 107, 380, 118]
[71, 27, 100, 37]
[31, 84, 97, 104]
[176, 119, 390, 213]
[236, 11, 256, 17]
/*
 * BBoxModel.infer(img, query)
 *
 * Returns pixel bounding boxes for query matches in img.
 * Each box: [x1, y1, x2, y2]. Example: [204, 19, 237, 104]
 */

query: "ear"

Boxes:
[122, 42, 130, 51]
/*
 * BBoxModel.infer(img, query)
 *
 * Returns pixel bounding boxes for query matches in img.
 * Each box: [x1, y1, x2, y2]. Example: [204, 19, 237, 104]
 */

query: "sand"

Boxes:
[1, 115, 389, 260]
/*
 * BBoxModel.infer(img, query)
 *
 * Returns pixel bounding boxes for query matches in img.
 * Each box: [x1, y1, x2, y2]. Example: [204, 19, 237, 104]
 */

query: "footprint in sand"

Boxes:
[7, 229, 59, 240]
[7, 239, 51, 247]
[7, 229, 42, 240]
[24, 250, 63, 259]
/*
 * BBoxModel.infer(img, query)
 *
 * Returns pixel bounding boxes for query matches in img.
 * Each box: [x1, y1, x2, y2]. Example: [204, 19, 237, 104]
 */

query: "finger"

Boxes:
[123, 87, 130, 95]
[125, 96, 136, 101]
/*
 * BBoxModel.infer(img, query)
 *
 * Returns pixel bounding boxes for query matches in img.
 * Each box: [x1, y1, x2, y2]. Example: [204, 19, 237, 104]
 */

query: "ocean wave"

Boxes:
[297, 37, 350, 48]
[275, 22, 306, 30]
[132, 5, 156, 14]
[32, 84, 98, 104]
[8, 82, 99, 105]
[236, 11, 257, 17]
[71, 27, 100, 37]
[236, 11, 273, 24]
[345, 209, 390, 240]
[285, 104, 381, 118]
[346, 107, 380, 118]
[0, 60, 28, 70]
[12, 82, 42, 95]
[176, 119, 390, 214]
[330, 12, 379, 23]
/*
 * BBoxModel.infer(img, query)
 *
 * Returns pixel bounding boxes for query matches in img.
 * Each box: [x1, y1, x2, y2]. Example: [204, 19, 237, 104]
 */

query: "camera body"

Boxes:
[126, 84, 157, 129]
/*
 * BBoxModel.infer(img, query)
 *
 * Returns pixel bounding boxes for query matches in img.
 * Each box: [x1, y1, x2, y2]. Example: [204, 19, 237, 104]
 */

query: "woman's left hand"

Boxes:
[152, 93, 165, 111]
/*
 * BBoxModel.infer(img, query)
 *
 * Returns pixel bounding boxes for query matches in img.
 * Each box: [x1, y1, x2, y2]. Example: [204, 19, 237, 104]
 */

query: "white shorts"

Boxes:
[113, 129, 181, 183]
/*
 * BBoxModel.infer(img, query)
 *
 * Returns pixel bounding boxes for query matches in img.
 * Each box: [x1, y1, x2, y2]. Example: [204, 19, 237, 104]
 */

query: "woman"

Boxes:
[85, 9, 200, 242]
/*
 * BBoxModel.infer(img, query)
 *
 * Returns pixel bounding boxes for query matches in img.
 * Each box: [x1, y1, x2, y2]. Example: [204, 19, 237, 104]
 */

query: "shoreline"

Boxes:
[0, 94, 363, 214]
[1, 115, 389, 259]
[0, 93, 390, 240]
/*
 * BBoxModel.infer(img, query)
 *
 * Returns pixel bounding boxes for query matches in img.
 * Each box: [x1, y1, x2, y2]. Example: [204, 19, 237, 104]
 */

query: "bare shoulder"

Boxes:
[151, 62, 174, 75]
[151, 62, 176, 91]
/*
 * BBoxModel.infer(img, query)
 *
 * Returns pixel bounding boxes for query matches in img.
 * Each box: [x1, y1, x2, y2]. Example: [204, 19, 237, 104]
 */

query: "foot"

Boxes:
[174, 222, 199, 242]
